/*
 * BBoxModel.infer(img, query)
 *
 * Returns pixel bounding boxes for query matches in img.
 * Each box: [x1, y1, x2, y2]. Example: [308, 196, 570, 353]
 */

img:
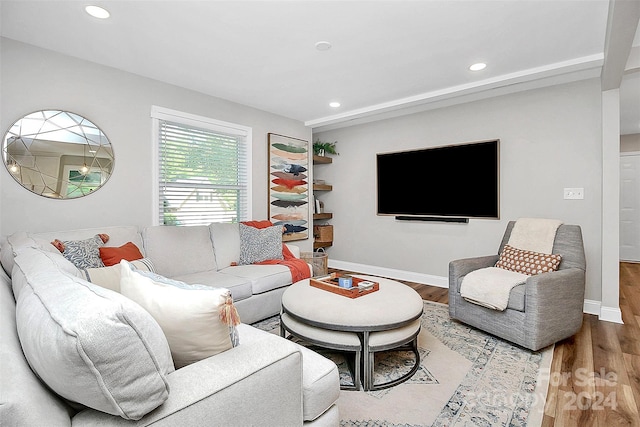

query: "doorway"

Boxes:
[620, 152, 640, 262]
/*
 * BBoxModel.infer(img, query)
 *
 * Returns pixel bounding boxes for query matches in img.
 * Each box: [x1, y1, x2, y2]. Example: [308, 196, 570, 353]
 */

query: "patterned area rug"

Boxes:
[252, 301, 553, 427]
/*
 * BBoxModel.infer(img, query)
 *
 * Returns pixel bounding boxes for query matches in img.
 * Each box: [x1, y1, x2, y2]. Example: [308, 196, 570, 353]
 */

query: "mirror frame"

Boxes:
[2, 110, 114, 199]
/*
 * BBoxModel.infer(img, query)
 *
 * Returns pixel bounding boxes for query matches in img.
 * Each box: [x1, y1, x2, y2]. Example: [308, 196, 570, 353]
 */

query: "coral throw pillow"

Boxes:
[100, 242, 144, 266]
[495, 244, 562, 276]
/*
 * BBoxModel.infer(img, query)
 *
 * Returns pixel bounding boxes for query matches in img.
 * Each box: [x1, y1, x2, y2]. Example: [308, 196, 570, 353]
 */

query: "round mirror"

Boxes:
[2, 110, 114, 199]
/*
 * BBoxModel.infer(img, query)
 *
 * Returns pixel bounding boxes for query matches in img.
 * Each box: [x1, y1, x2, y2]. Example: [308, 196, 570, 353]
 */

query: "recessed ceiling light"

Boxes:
[315, 41, 332, 51]
[469, 63, 487, 71]
[85, 5, 110, 19]
[329, 102, 341, 108]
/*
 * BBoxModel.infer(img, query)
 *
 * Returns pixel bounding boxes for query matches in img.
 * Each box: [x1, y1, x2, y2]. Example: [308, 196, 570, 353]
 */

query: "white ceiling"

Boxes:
[1, 0, 638, 133]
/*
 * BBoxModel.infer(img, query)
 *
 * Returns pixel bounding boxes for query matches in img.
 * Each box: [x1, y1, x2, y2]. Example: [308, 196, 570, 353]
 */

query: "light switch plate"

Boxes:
[564, 188, 584, 200]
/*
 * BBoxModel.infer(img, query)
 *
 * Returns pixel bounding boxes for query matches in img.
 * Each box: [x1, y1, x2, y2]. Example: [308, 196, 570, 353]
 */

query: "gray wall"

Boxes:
[0, 38, 606, 302]
[314, 79, 603, 301]
[1, 39, 313, 252]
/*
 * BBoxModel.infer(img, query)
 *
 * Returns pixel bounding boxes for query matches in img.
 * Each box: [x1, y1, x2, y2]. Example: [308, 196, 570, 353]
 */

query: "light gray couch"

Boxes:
[448, 221, 586, 351]
[2, 223, 309, 324]
[0, 224, 340, 426]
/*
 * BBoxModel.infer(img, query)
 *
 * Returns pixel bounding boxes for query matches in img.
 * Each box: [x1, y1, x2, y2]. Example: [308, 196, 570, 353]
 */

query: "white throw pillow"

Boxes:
[119, 260, 240, 368]
[81, 258, 155, 293]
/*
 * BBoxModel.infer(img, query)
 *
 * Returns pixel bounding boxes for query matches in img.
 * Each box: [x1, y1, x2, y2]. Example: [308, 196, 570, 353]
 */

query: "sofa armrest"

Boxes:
[448, 255, 499, 293]
[284, 243, 301, 258]
[522, 268, 586, 348]
[525, 268, 585, 316]
[73, 334, 304, 427]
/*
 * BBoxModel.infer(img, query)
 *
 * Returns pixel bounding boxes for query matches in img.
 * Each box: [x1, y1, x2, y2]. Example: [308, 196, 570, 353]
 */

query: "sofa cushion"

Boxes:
[2, 226, 143, 277]
[12, 248, 174, 420]
[81, 258, 155, 293]
[32, 226, 144, 251]
[239, 223, 283, 265]
[120, 261, 239, 369]
[220, 264, 292, 294]
[0, 267, 72, 426]
[11, 249, 81, 299]
[172, 269, 253, 302]
[99, 241, 144, 266]
[508, 283, 526, 312]
[142, 225, 217, 277]
[209, 222, 241, 268]
[238, 324, 339, 422]
[1, 231, 61, 276]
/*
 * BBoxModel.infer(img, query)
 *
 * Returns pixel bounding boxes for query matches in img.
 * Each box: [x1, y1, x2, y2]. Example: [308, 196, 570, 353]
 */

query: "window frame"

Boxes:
[150, 106, 252, 226]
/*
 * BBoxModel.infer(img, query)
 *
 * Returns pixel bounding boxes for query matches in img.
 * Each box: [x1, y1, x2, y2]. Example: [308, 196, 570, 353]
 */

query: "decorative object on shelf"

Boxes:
[313, 224, 333, 243]
[267, 133, 309, 242]
[2, 110, 114, 199]
[311, 150, 334, 249]
[312, 139, 339, 156]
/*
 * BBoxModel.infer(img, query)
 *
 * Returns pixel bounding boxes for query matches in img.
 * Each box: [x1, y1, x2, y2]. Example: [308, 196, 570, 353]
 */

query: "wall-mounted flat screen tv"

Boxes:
[376, 139, 499, 221]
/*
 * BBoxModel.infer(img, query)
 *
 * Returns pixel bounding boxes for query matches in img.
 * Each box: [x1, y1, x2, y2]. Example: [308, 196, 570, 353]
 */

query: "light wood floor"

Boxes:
[330, 262, 640, 426]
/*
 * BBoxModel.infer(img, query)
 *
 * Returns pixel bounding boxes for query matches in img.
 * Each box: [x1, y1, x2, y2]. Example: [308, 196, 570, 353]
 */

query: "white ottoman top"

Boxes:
[282, 275, 423, 331]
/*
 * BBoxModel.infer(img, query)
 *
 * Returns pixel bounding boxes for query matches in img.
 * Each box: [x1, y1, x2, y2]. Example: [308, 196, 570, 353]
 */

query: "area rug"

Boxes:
[253, 301, 552, 427]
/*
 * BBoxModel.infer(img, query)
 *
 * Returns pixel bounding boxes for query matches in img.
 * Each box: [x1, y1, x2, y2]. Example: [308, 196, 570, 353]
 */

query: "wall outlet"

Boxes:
[563, 188, 584, 200]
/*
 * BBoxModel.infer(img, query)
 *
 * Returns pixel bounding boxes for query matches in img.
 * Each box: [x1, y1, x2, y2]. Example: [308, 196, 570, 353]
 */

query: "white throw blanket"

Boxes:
[460, 267, 528, 311]
[508, 217, 563, 254]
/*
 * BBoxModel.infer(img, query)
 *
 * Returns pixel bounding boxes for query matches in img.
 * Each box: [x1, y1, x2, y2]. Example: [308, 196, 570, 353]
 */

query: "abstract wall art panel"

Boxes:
[267, 133, 309, 242]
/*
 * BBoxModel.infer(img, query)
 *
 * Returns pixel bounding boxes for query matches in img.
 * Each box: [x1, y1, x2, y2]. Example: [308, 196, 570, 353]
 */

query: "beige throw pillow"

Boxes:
[81, 258, 155, 293]
[119, 260, 240, 368]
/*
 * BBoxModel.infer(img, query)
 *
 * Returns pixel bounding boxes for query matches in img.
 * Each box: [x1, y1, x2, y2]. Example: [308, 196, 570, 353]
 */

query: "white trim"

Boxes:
[150, 105, 253, 225]
[599, 306, 624, 324]
[583, 299, 601, 316]
[306, 54, 603, 129]
[620, 151, 640, 157]
[327, 259, 449, 288]
[151, 116, 160, 225]
[244, 129, 253, 220]
[151, 106, 250, 136]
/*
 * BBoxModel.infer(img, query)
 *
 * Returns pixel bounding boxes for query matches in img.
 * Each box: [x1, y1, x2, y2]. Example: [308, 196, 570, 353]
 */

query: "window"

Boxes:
[151, 106, 252, 226]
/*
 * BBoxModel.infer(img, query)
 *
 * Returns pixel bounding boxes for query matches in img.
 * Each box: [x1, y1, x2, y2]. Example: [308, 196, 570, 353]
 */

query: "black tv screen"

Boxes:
[376, 140, 499, 220]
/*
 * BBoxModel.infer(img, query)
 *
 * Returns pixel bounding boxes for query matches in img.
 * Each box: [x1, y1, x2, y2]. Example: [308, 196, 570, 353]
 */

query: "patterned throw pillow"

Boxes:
[495, 244, 562, 276]
[239, 224, 284, 265]
[51, 234, 109, 269]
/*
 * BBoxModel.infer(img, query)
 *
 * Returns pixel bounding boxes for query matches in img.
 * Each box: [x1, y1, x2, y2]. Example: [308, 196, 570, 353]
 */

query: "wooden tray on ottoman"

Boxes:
[309, 274, 379, 298]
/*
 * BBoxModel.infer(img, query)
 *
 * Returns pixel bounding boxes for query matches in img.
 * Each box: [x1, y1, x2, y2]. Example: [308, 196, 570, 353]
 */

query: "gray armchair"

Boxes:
[448, 221, 586, 351]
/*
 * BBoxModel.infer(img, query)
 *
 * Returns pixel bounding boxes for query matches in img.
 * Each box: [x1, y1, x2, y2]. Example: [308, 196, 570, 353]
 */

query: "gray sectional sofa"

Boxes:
[0, 224, 340, 426]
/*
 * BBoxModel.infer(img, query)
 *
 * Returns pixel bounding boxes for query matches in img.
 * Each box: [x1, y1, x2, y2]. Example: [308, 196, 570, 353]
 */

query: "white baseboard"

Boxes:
[599, 306, 624, 324]
[328, 259, 618, 319]
[583, 299, 601, 316]
[583, 300, 624, 323]
[327, 259, 449, 288]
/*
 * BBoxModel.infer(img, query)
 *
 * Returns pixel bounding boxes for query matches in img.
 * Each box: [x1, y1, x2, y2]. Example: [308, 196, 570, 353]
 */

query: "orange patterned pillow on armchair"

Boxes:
[495, 244, 562, 276]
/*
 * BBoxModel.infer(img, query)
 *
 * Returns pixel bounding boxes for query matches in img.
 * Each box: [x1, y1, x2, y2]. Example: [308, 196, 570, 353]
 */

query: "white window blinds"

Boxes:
[152, 107, 251, 226]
